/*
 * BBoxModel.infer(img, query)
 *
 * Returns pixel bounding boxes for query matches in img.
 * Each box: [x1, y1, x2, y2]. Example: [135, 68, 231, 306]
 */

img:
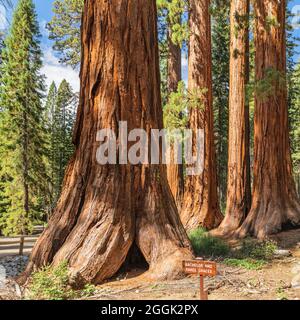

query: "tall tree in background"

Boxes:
[44, 82, 57, 127]
[51, 79, 76, 205]
[160, 0, 186, 209]
[43, 81, 57, 219]
[0, 0, 48, 235]
[47, 0, 83, 68]
[286, 3, 300, 197]
[24, 0, 192, 285]
[213, 0, 251, 236]
[211, 0, 230, 209]
[44, 80, 76, 214]
[166, 24, 184, 209]
[181, 0, 223, 230]
[290, 62, 300, 195]
[237, 0, 300, 238]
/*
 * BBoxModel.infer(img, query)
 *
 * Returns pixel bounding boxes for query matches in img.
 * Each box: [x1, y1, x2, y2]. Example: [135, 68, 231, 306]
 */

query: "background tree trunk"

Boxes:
[166, 24, 184, 210]
[212, 0, 251, 237]
[23, 0, 192, 285]
[181, 0, 223, 231]
[237, 0, 300, 238]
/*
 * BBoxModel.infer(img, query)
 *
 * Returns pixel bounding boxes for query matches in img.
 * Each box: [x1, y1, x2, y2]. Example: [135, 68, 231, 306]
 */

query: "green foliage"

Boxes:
[0, 0, 49, 235]
[45, 80, 77, 211]
[80, 283, 97, 298]
[47, 0, 83, 69]
[211, 0, 230, 208]
[224, 258, 266, 270]
[248, 67, 286, 103]
[157, 0, 188, 46]
[163, 81, 187, 131]
[28, 261, 74, 300]
[163, 81, 208, 134]
[286, 3, 300, 195]
[224, 239, 277, 270]
[157, 9, 169, 107]
[189, 228, 277, 270]
[27, 261, 97, 300]
[265, 15, 280, 32]
[234, 239, 278, 261]
[189, 228, 231, 257]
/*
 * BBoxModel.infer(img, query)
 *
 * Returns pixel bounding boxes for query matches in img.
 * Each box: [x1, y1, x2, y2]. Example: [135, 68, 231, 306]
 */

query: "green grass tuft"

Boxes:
[234, 238, 277, 260]
[223, 258, 266, 270]
[189, 227, 231, 257]
[188, 228, 278, 272]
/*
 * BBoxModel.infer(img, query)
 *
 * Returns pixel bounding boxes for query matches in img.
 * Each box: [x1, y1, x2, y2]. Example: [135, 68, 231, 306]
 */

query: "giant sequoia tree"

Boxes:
[24, 0, 192, 285]
[181, 0, 223, 230]
[213, 0, 251, 236]
[237, 0, 300, 238]
[166, 5, 184, 210]
[211, 0, 230, 208]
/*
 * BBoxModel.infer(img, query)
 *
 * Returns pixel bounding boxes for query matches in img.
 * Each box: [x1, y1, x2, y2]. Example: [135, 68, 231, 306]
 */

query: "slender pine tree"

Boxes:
[0, 0, 48, 235]
[290, 62, 300, 195]
[51, 79, 76, 206]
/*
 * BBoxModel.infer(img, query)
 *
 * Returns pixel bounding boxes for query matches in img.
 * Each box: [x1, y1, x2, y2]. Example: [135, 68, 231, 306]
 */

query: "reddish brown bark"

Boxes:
[212, 0, 251, 237]
[22, 0, 192, 285]
[166, 25, 184, 210]
[236, 0, 300, 238]
[180, 0, 223, 231]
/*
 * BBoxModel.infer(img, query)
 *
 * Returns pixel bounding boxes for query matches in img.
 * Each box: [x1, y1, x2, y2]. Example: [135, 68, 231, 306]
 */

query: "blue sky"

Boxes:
[1, 0, 300, 93]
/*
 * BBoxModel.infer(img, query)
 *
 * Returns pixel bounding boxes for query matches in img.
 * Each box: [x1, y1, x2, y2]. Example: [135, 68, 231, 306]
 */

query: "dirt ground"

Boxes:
[84, 229, 300, 301]
[1, 229, 300, 300]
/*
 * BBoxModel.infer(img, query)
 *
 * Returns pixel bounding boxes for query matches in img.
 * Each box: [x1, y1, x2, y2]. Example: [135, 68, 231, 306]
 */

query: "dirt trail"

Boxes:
[85, 229, 300, 301]
[1, 229, 300, 300]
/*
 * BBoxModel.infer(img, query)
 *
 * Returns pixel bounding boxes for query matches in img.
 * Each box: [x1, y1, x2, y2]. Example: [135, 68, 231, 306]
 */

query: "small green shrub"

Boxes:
[224, 258, 266, 270]
[27, 261, 98, 300]
[27, 261, 75, 300]
[80, 283, 97, 298]
[189, 228, 231, 257]
[235, 239, 277, 260]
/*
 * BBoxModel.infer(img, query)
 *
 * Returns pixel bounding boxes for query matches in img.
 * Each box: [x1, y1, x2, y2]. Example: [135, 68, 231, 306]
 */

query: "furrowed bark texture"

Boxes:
[166, 25, 184, 210]
[180, 0, 223, 231]
[212, 0, 251, 237]
[23, 0, 192, 285]
[237, 0, 300, 238]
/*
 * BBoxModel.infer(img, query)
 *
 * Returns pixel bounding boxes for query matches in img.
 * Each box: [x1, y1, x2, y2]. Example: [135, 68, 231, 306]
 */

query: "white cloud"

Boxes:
[39, 20, 49, 38]
[41, 47, 80, 92]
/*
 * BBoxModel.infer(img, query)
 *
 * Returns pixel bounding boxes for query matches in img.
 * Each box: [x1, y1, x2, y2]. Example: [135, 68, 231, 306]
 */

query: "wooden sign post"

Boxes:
[183, 259, 217, 300]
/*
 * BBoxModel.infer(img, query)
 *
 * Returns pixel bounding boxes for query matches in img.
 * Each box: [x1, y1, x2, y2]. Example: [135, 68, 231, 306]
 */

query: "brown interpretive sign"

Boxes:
[183, 259, 217, 301]
[183, 260, 217, 276]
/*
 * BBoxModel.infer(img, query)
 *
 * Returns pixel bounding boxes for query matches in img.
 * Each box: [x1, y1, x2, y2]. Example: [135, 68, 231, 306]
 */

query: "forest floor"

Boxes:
[1, 229, 300, 300]
[84, 229, 300, 301]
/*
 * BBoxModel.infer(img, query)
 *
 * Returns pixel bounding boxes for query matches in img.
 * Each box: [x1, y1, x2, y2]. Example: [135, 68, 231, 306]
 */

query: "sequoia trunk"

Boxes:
[166, 24, 184, 210]
[237, 0, 300, 238]
[180, 0, 223, 231]
[23, 0, 192, 285]
[212, 0, 251, 237]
